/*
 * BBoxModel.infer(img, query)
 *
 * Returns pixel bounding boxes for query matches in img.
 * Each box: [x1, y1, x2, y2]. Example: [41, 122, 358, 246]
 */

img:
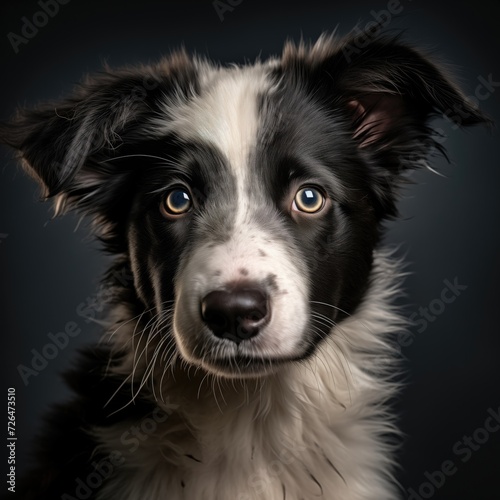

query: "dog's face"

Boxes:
[1, 33, 487, 378]
[128, 63, 383, 377]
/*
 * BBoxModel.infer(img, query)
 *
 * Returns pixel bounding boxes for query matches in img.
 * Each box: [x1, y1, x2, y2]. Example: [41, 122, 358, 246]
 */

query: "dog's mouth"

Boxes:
[208, 358, 285, 377]
[173, 315, 310, 378]
[197, 350, 298, 378]
[175, 327, 302, 377]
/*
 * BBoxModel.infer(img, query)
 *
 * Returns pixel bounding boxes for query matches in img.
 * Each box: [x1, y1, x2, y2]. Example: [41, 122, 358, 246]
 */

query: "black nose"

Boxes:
[201, 287, 269, 343]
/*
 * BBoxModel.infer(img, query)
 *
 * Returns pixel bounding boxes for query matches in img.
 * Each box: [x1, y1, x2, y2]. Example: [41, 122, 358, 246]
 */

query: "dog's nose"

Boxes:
[201, 288, 269, 343]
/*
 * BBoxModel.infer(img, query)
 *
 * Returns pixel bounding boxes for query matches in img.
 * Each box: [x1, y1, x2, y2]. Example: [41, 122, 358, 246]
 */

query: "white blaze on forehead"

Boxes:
[157, 64, 270, 174]
[154, 63, 273, 227]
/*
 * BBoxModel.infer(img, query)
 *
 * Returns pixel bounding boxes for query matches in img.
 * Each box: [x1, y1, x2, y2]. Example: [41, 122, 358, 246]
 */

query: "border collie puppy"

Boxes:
[1, 30, 488, 500]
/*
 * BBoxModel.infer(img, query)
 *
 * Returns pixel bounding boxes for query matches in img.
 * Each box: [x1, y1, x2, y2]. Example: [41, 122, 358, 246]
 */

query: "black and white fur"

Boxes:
[1, 30, 488, 500]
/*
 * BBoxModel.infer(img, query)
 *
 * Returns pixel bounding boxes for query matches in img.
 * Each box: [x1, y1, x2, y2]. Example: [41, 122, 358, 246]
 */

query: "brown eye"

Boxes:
[161, 187, 192, 217]
[292, 186, 325, 214]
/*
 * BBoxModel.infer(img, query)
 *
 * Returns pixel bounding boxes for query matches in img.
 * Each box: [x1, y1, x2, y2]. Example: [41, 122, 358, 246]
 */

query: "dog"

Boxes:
[1, 29, 488, 500]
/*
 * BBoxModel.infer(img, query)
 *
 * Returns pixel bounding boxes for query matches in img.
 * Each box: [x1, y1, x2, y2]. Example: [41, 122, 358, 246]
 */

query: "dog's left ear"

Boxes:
[338, 34, 491, 147]
[283, 32, 491, 166]
[281, 32, 491, 216]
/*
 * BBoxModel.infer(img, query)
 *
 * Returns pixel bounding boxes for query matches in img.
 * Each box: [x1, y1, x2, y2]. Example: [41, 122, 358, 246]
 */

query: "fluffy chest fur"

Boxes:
[94, 253, 402, 500]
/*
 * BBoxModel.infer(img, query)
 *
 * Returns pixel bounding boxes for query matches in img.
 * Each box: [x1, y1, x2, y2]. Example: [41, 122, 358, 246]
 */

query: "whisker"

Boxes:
[101, 153, 176, 164]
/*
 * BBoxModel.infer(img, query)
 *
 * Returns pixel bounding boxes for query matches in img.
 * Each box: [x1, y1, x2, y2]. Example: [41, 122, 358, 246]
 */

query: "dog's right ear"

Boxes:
[0, 52, 196, 250]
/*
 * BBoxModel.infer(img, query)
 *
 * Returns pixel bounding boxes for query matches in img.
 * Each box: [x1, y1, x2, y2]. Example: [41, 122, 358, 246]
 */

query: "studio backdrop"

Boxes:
[0, 1, 499, 499]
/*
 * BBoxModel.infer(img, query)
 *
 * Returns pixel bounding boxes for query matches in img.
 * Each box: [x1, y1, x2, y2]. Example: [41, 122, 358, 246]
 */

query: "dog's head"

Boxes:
[1, 33, 488, 378]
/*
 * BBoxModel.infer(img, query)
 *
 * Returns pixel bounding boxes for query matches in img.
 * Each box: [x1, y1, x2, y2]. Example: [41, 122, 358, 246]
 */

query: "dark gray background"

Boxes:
[0, 1, 499, 499]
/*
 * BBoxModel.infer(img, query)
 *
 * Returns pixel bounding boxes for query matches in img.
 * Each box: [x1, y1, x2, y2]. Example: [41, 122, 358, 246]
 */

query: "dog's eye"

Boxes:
[161, 187, 192, 217]
[293, 187, 325, 214]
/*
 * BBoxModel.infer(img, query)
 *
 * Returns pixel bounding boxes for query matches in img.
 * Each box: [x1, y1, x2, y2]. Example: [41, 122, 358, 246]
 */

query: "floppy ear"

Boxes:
[281, 31, 491, 215]
[334, 32, 490, 153]
[0, 52, 196, 251]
